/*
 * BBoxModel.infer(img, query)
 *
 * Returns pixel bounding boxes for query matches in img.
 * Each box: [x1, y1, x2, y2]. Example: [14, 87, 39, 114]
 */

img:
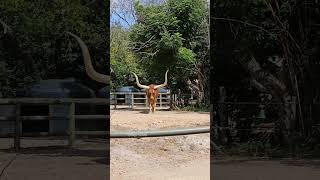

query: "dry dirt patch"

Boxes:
[110, 108, 210, 130]
[110, 109, 210, 180]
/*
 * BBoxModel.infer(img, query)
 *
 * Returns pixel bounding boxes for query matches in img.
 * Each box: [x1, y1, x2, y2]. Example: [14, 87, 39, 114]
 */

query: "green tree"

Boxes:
[0, 0, 108, 97]
[130, 0, 209, 105]
[110, 25, 141, 89]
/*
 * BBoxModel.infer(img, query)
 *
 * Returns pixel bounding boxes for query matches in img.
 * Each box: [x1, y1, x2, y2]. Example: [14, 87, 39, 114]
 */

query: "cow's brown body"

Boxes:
[146, 84, 160, 113]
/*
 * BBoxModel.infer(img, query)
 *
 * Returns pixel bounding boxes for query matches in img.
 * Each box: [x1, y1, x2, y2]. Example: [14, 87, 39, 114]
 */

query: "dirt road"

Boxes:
[110, 108, 210, 180]
[213, 159, 320, 180]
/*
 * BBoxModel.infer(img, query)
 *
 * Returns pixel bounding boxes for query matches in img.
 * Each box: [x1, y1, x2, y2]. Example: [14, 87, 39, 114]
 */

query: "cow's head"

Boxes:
[132, 70, 169, 113]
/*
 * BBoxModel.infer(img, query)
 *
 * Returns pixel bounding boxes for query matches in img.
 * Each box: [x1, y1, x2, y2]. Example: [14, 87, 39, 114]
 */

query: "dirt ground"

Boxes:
[110, 107, 320, 180]
[0, 138, 107, 180]
[110, 108, 210, 180]
[213, 158, 320, 180]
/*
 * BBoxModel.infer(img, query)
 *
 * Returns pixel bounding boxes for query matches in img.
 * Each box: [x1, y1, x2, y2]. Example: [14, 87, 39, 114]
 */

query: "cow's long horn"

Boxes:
[66, 32, 109, 84]
[154, 70, 169, 89]
[132, 73, 149, 89]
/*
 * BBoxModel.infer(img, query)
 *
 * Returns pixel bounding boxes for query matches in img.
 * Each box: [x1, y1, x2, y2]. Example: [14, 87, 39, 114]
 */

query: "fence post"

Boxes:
[131, 93, 134, 109]
[14, 102, 21, 150]
[145, 94, 148, 107]
[68, 102, 75, 147]
[160, 94, 162, 108]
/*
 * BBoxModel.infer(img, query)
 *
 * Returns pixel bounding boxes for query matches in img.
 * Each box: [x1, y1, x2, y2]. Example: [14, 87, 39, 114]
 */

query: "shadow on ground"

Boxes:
[280, 159, 320, 167]
[0, 140, 108, 165]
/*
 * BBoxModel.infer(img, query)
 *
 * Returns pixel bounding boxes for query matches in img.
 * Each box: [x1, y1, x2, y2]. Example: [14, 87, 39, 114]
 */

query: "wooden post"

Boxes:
[114, 94, 117, 109]
[14, 103, 21, 150]
[160, 94, 162, 108]
[68, 102, 75, 147]
[131, 93, 134, 109]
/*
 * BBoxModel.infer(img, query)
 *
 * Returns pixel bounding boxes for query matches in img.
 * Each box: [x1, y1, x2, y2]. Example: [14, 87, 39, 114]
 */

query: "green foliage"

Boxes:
[177, 47, 195, 64]
[130, 0, 208, 91]
[110, 25, 142, 89]
[0, 0, 108, 97]
[166, 0, 206, 40]
[158, 31, 184, 50]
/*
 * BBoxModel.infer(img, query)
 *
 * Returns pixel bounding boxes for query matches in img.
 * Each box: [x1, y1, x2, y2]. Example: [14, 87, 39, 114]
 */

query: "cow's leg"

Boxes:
[152, 98, 157, 113]
[149, 103, 152, 113]
[153, 103, 156, 113]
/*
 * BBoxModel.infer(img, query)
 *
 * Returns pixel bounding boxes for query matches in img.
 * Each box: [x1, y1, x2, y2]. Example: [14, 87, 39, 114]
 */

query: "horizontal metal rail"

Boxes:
[110, 126, 210, 138]
[1, 127, 210, 137]
[75, 127, 210, 137]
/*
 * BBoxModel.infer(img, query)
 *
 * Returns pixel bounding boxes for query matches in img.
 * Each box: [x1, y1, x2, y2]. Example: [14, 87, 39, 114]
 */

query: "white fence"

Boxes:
[110, 92, 171, 109]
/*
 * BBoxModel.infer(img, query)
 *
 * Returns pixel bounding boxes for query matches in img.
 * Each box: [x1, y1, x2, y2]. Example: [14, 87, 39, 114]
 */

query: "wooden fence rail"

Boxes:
[0, 98, 109, 150]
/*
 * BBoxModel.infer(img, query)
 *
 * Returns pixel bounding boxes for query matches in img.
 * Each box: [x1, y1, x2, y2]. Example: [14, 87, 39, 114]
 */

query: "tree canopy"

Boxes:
[129, 0, 209, 90]
[0, 0, 108, 97]
[110, 0, 209, 107]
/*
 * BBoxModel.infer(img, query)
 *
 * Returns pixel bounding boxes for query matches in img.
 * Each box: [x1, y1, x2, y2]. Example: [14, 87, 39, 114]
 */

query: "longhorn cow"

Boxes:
[132, 70, 169, 113]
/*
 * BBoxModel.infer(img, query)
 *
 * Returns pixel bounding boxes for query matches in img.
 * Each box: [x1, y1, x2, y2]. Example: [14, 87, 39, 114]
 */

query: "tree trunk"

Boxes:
[239, 53, 296, 146]
[279, 95, 297, 146]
